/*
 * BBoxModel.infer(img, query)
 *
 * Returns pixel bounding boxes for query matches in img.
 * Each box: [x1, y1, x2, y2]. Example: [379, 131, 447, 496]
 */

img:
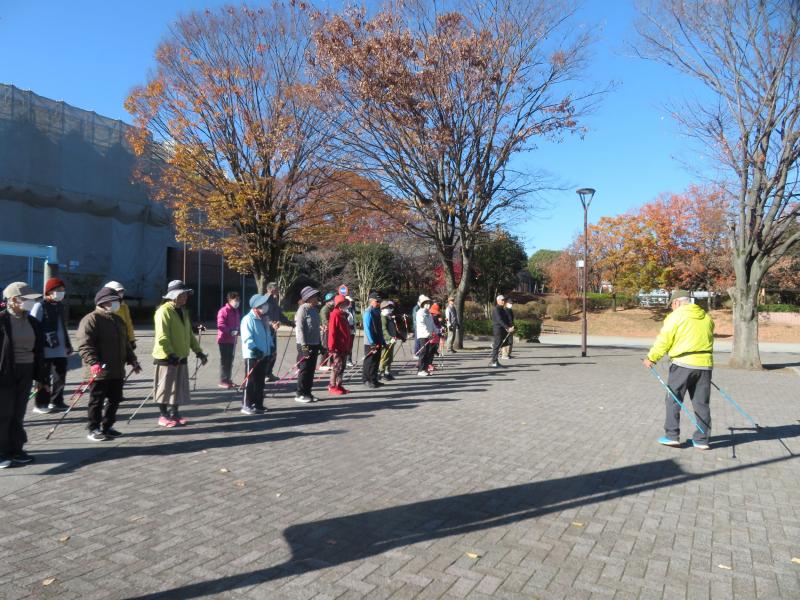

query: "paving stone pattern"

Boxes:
[1, 332, 799, 599]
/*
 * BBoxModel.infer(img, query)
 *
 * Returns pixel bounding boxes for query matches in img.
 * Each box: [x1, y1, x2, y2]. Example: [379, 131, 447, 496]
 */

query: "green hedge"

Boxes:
[758, 303, 800, 313]
[463, 318, 541, 341]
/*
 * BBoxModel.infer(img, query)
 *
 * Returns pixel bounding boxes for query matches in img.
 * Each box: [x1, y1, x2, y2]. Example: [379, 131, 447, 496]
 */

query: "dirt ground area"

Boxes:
[543, 307, 800, 343]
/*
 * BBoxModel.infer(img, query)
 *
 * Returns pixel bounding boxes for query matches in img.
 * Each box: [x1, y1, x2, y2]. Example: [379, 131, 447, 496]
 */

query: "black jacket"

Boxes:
[0, 310, 47, 384]
[265, 296, 293, 327]
[492, 305, 513, 333]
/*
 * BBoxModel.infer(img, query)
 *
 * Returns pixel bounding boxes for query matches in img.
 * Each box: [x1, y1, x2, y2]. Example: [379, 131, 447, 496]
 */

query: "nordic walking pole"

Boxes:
[269, 355, 309, 399]
[45, 364, 105, 440]
[274, 325, 294, 377]
[193, 324, 206, 391]
[712, 381, 761, 430]
[648, 366, 705, 434]
[343, 347, 379, 382]
[128, 386, 156, 424]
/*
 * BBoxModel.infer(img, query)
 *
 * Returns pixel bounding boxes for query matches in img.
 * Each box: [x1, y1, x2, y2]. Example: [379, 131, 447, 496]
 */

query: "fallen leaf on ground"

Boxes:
[326, 539, 337, 545]
[276, 493, 281, 497]
[128, 515, 145, 522]
[219, 468, 229, 474]
[42, 578, 56, 586]
[791, 557, 800, 565]
[718, 564, 732, 570]
[234, 480, 246, 487]
[466, 552, 480, 559]
[58, 535, 70, 543]
[571, 522, 584, 527]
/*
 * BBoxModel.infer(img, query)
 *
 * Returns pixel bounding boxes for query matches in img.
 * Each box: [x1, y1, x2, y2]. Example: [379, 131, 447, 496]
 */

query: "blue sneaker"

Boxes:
[658, 436, 681, 447]
[691, 439, 710, 450]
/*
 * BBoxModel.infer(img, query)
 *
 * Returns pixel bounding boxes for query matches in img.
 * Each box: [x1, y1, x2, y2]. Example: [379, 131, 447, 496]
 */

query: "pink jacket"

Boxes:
[216, 303, 241, 344]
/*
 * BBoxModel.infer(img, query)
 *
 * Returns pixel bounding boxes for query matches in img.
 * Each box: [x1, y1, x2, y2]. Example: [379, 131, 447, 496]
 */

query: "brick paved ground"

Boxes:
[1, 331, 799, 599]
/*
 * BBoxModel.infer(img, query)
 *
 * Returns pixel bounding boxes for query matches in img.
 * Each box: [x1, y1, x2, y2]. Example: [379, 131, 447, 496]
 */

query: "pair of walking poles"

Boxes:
[647, 366, 761, 433]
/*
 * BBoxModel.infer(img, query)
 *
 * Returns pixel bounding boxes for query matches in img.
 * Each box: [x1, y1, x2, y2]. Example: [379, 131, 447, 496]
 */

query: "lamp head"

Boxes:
[576, 188, 596, 208]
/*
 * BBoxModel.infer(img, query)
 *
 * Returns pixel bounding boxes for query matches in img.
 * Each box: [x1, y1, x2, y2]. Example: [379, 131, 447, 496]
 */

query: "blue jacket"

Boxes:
[241, 310, 273, 359]
[363, 305, 385, 346]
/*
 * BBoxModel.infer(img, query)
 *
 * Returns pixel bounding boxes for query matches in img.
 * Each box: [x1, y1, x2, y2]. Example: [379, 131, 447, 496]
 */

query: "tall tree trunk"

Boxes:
[728, 256, 764, 370]
[453, 252, 473, 350]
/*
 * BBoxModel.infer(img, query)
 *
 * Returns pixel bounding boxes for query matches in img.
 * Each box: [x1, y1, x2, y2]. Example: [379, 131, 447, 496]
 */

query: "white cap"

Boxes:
[104, 281, 125, 292]
[418, 294, 432, 306]
[496, 294, 505, 302]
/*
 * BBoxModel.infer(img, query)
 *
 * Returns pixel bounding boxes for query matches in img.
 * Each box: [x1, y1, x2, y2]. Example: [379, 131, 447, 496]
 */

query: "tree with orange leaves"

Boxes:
[312, 0, 597, 347]
[125, 4, 334, 292]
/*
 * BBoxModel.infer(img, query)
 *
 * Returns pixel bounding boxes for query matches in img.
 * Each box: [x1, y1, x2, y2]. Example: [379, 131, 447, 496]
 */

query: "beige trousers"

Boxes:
[153, 363, 190, 407]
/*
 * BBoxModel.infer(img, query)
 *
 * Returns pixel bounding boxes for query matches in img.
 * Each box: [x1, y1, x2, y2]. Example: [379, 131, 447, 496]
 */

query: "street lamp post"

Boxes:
[576, 188, 595, 358]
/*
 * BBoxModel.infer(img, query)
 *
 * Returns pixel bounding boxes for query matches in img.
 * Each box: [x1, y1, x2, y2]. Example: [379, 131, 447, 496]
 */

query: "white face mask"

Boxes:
[381, 308, 392, 316]
[50, 291, 65, 302]
[21, 299, 36, 312]
[104, 301, 121, 313]
[231, 300, 240, 309]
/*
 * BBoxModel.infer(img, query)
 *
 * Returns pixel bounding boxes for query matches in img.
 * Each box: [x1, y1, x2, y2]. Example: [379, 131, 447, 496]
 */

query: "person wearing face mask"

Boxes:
[378, 300, 403, 381]
[76, 287, 142, 441]
[263, 282, 294, 382]
[362, 291, 386, 388]
[239, 294, 275, 414]
[0, 283, 47, 468]
[216, 292, 241, 389]
[500, 300, 515, 359]
[327, 294, 352, 395]
[29, 277, 73, 414]
[415, 296, 436, 376]
[103, 281, 136, 350]
[151, 280, 208, 427]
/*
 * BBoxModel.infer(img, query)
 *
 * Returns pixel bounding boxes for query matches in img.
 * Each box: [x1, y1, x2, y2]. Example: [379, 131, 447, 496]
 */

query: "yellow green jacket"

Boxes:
[117, 301, 136, 345]
[152, 302, 202, 360]
[647, 303, 714, 367]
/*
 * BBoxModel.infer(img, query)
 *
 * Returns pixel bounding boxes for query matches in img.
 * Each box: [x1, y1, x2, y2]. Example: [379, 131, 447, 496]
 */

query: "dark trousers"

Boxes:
[242, 358, 268, 409]
[35, 356, 67, 408]
[362, 344, 380, 384]
[664, 364, 712, 443]
[87, 379, 123, 432]
[0, 363, 34, 458]
[219, 342, 235, 383]
[296, 345, 319, 396]
[490, 329, 507, 363]
[416, 339, 435, 371]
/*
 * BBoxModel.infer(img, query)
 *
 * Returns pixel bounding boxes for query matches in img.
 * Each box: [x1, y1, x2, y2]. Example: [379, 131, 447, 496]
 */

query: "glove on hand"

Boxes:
[253, 349, 264, 359]
[196, 352, 208, 366]
[90, 364, 104, 377]
[167, 354, 180, 366]
[132, 362, 143, 374]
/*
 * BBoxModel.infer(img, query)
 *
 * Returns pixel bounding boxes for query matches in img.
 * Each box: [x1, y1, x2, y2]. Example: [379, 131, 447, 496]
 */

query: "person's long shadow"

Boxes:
[39, 429, 348, 475]
[124, 453, 797, 600]
[710, 424, 800, 454]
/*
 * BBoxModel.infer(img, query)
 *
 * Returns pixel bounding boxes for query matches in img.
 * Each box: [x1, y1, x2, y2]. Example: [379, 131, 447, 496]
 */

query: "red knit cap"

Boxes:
[45, 277, 66, 295]
[334, 294, 348, 306]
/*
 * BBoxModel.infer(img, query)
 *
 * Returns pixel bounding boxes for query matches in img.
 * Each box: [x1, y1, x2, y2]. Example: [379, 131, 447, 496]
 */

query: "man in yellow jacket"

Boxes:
[643, 290, 714, 450]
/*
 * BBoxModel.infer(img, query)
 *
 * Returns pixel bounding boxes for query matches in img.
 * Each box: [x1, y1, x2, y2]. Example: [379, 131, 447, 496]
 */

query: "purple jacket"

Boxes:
[216, 303, 241, 344]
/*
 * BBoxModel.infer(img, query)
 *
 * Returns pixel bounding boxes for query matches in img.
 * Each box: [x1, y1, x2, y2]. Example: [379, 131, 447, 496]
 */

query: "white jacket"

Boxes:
[415, 307, 435, 339]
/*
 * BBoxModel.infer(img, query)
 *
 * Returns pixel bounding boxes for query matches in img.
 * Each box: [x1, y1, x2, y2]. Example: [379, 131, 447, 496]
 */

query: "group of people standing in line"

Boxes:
[0, 277, 482, 467]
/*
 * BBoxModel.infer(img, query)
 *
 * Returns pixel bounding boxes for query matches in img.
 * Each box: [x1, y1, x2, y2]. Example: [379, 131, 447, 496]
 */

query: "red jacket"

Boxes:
[328, 307, 352, 353]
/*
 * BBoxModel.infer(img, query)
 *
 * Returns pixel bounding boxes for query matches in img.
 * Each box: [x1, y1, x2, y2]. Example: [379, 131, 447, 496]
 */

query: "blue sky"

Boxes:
[1, 0, 706, 253]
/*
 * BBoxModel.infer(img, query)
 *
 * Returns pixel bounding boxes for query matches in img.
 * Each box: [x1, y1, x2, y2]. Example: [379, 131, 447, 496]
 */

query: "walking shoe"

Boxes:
[218, 381, 231, 389]
[417, 370, 430, 377]
[11, 450, 34, 464]
[657, 436, 681, 447]
[328, 385, 345, 396]
[691, 439, 710, 450]
[266, 374, 280, 382]
[50, 403, 69, 412]
[174, 415, 188, 426]
[241, 405, 257, 415]
[340, 386, 350, 394]
[318, 365, 331, 372]
[383, 373, 395, 381]
[254, 407, 268, 414]
[0, 458, 11, 469]
[346, 360, 355, 367]
[294, 395, 313, 404]
[103, 428, 123, 438]
[310, 395, 320, 402]
[488, 362, 503, 368]
[32, 405, 54, 415]
[87, 430, 109, 442]
[158, 416, 178, 428]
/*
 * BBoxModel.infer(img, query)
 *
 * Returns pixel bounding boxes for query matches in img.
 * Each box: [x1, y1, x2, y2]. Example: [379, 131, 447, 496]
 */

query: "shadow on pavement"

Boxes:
[124, 453, 798, 600]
